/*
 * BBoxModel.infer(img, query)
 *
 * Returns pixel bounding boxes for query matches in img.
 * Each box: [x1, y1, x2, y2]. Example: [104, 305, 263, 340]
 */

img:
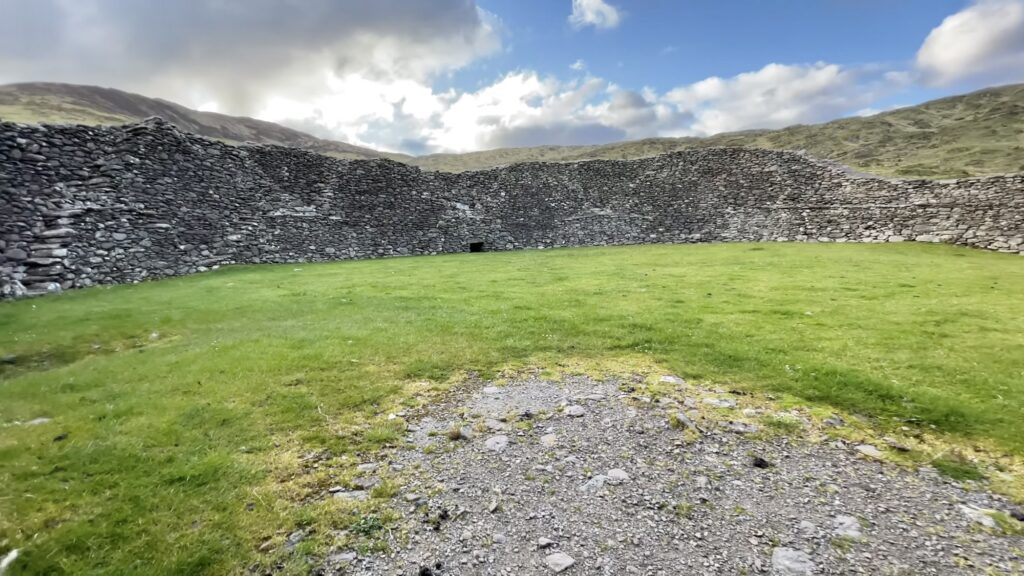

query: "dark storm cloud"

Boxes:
[0, 0, 498, 112]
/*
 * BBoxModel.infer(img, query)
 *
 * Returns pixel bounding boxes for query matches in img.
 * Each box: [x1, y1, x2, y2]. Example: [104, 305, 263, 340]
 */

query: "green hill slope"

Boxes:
[413, 84, 1024, 178]
[2, 81, 1022, 178]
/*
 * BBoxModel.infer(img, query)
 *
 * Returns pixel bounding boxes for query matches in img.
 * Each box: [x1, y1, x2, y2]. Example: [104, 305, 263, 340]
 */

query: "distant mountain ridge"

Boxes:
[0, 82, 410, 162]
[412, 83, 1024, 178]
[2, 81, 1022, 178]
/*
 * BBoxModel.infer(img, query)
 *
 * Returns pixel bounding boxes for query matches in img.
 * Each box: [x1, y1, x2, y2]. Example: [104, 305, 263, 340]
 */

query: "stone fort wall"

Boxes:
[1, 117, 1021, 297]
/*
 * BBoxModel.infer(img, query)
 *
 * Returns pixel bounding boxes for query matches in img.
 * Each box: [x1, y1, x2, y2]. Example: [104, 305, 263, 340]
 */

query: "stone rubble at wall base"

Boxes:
[1, 117, 1022, 298]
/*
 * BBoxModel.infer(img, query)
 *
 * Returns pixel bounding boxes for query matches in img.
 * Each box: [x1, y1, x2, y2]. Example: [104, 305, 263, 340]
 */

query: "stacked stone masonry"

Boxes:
[1, 117, 1021, 297]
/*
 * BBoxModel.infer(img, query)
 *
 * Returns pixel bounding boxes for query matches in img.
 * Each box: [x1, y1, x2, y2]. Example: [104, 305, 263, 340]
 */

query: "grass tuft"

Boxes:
[932, 455, 986, 482]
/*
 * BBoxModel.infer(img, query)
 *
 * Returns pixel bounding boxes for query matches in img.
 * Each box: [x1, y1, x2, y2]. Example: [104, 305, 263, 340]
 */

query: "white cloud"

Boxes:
[916, 0, 1024, 86]
[260, 60, 899, 154]
[665, 62, 877, 135]
[427, 72, 620, 151]
[0, 0, 502, 114]
[569, 0, 621, 30]
[0, 1, 924, 155]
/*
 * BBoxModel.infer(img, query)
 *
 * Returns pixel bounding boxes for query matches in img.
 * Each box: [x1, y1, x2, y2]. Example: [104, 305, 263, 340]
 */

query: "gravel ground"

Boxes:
[323, 374, 1023, 575]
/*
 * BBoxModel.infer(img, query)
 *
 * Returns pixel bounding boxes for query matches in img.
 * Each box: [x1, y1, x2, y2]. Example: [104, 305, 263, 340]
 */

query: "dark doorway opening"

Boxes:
[469, 242, 485, 253]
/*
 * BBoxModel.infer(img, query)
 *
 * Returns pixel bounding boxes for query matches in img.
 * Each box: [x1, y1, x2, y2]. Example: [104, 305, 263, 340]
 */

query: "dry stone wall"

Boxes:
[1, 118, 1022, 297]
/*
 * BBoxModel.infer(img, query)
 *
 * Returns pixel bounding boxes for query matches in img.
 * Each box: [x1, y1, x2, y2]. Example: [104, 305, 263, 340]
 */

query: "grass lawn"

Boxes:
[1, 242, 1023, 574]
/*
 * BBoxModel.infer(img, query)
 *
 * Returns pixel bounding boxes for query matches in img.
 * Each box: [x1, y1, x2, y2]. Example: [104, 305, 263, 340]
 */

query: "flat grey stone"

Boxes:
[565, 405, 586, 417]
[485, 435, 509, 452]
[855, 444, 883, 459]
[703, 397, 736, 409]
[327, 551, 356, 565]
[544, 552, 575, 572]
[3, 248, 27, 261]
[485, 418, 509, 431]
[672, 411, 701, 433]
[332, 490, 367, 501]
[579, 474, 607, 492]
[833, 515, 863, 538]
[798, 520, 817, 537]
[606, 468, 630, 484]
[959, 505, 997, 528]
[771, 547, 815, 575]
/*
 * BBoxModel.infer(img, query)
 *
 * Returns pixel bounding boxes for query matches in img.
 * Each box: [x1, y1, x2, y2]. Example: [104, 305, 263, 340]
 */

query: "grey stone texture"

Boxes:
[1, 117, 1022, 298]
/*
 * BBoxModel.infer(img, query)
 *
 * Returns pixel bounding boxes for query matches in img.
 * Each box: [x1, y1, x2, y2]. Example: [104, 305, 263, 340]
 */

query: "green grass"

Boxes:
[932, 455, 987, 482]
[0, 94, 135, 126]
[1, 242, 1023, 574]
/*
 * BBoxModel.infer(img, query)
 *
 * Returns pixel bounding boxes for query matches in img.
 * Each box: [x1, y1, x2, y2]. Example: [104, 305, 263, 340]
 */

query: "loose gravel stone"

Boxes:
[959, 504, 998, 528]
[331, 489, 367, 501]
[772, 547, 815, 575]
[485, 435, 509, 452]
[856, 444, 884, 459]
[833, 514, 863, 538]
[544, 552, 575, 572]
[345, 374, 1024, 576]
[703, 397, 737, 409]
[537, 537, 556, 549]
[564, 405, 586, 417]
[579, 475, 607, 493]
[606, 468, 630, 484]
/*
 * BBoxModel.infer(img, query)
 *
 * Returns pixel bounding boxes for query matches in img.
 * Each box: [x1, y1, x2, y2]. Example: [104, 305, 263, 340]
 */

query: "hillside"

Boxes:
[0, 82, 410, 162]
[413, 83, 1024, 178]
[2, 81, 1023, 178]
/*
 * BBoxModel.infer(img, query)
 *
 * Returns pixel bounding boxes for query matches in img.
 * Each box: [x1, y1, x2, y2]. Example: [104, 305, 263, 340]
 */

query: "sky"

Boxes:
[1, 0, 1023, 155]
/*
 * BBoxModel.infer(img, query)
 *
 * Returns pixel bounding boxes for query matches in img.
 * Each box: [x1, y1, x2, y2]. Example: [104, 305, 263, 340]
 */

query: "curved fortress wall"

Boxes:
[1, 118, 1022, 296]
